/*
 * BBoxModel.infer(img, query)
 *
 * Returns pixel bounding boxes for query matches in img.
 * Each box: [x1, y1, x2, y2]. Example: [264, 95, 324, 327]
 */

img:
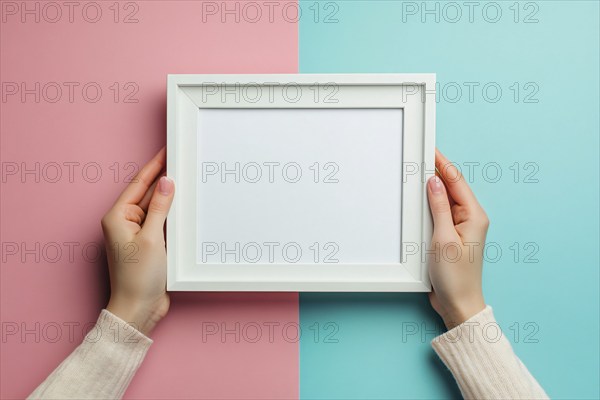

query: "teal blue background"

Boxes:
[299, 1, 600, 399]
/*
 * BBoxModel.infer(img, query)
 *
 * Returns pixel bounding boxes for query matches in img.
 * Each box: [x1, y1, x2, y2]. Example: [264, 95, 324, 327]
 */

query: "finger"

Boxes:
[138, 172, 164, 212]
[142, 176, 175, 235]
[124, 204, 146, 226]
[436, 171, 456, 209]
[116, 147, 166, 205]
[435, 148, 480, 209]
[427, 176, 458, 237]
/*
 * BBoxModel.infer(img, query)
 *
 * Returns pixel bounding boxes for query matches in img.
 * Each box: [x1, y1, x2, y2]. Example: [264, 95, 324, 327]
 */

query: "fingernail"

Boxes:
[158, 176, 174, 195]
[429, 176, 443, 194]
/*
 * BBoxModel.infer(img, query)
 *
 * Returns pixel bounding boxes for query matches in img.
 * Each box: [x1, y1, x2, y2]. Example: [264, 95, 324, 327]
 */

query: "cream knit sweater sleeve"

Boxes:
[431, 305, 549, 399]
[28, 306, 548, 400]
[28, 309, 152, 400]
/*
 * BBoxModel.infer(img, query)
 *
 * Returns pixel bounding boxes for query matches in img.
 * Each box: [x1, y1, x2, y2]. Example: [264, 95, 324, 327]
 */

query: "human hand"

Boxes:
[427, 149, 488, 330]
[101, 147, 174, 337]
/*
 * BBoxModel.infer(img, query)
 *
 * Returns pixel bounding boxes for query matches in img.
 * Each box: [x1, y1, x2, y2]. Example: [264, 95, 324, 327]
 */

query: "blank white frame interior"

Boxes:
[167, 73, 435, 292]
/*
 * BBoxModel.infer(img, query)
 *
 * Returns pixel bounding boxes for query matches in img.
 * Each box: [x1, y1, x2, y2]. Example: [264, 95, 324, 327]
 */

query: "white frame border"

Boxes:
[167, 74, 435, 292]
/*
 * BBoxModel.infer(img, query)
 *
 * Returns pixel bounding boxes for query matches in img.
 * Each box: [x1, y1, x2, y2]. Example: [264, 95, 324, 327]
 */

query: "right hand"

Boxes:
[426, 149, 489, 329]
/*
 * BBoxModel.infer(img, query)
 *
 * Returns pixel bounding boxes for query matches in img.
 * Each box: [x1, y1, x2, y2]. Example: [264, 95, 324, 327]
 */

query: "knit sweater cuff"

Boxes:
[94, 308, 153, 348]
[28, 309, 152, 399]
[82, 309, 153, 397]
[431, 306, 548, 399]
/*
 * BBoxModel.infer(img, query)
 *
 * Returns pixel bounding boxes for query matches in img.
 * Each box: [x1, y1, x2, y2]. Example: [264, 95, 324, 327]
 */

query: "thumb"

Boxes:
[427, 176, 455, 236]
[143, 176, 175, 235]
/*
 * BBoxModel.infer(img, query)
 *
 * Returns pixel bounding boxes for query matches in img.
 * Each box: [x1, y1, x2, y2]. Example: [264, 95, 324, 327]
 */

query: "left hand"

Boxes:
[101, 147, 175, 336]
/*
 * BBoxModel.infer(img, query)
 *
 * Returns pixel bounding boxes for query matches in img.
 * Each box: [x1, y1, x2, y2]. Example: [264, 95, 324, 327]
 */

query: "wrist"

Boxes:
[106, 297, 163, 337]
[442, 299, 486, 330]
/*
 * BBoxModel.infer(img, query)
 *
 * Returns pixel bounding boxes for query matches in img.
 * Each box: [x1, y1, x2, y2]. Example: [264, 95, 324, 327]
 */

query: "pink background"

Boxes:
[0, 1, 298, 398]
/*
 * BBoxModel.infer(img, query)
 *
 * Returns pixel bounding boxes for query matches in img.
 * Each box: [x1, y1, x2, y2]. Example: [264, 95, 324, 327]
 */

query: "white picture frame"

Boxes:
[167, 73, 435, 292]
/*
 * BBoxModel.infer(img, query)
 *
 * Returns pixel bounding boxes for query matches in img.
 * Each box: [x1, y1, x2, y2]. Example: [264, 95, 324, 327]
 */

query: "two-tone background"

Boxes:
[1, 1, 598, 398]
